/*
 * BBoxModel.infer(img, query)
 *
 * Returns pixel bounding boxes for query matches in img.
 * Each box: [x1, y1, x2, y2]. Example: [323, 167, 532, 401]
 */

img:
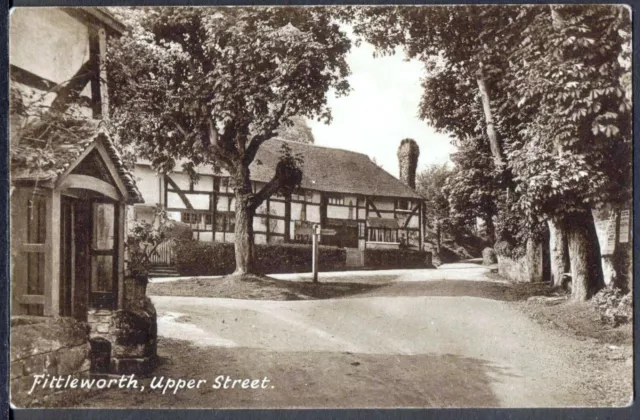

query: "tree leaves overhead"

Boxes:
[107, 6, 350, 175]
[342, 5, 631, 245]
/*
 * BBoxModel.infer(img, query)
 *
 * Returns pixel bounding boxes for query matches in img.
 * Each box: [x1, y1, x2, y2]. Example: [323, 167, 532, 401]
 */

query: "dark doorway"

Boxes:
[73, 200, 92, 321]
[59, 197, 74, 317]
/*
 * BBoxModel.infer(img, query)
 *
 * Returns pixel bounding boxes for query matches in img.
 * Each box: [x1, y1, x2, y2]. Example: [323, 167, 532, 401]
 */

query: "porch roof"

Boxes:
[11, 120, 144, 204]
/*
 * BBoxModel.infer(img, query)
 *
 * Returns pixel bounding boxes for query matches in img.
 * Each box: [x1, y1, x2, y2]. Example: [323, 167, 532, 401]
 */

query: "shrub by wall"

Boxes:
[174, 240, 346, 276]
[363, 248, 432, 269]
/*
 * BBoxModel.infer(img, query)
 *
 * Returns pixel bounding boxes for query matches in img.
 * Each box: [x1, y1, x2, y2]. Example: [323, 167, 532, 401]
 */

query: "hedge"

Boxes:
[173, 240, 346, 276]
[363, 248, 432, 269]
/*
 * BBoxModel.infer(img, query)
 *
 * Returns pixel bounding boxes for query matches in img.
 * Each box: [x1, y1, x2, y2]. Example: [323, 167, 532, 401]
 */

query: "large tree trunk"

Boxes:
[566, 211, 604, 301]
[435, 221, 442, 254]
[525, 237, 543, 282]
[232, 167, 256, 276]
[547, 217, 569, 287]
[233, 191, 255, 275]
[476, 71, 505, 167]
[484, 214, 496, 245]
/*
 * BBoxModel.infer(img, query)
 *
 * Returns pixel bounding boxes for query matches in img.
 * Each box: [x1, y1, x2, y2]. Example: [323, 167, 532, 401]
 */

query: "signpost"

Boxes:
[311, 224, 337, 283]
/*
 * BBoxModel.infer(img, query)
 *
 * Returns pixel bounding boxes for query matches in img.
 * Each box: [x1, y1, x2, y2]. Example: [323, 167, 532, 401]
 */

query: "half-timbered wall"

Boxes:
[132, 164, 423, 250]
[11, 9, 92, 97]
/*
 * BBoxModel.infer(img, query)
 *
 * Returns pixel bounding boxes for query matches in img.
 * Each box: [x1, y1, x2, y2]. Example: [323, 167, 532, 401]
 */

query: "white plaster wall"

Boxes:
[184, 193, 209, 211]
[217, 196, 230, 212]
[272, 219, 285, 235]
[167, 192, 186, 209]
[405, 214, 420, 229]
[10, 9, 91, 86]
[306, 204, 321, 222]
[254, 233, 267, 244]
[291, 202, 304, 221]
[255, 201, 268, 215]
[309, 192, 321, 204]
[195, 232, 211, 242]
[168, 173, 191, 190]
[253, 217, 265, 232]
[327, 205, 352, 220]
[270, 201, 285, 216]
[133, 166, 161, 206]
[133, 206, 154, 223]
[370, 198, 395, 212]
[193, 174, 213, 192]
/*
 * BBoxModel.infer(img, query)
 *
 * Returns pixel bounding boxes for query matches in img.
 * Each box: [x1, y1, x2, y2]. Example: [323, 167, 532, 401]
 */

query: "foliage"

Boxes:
[494, 240, 525, 260]
[107, 7, 349, 182]
[10, 77, 98, 175]
[173, 241, 346, 276]
[416, 162, 453, 233]
[482, 247, 497, 265]
[343, 5, 631, 249]
[125, 206, 170, 281]
[107, 7, 351, 271]
[591, 287, 632, 327]
[505, 5, 632, 222]
[362, 248, 432, 269]
[276, 115, 316, 144]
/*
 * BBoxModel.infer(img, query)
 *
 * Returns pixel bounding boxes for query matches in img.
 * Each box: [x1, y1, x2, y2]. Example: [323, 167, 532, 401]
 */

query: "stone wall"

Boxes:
[495, 239, 545, 283]
[497, 254, 531, 283]
[11, 316, 91, 407]
[87, 295, 158, 376]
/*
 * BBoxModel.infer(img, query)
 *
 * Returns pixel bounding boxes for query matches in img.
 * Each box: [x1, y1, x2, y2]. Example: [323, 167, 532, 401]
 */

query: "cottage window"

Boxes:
[396, 200, 411, 211]
[216, 213, 235, 232]
[368, 228, 397, 243]
[327, 194, 344, 205]
[181, 211, 201, 225]
[91, 202, 117, 309]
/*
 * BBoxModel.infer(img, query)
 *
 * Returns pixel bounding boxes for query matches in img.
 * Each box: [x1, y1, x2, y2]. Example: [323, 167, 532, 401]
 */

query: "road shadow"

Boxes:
[77, 338, 507, 408]
[357, 280, 552, 302]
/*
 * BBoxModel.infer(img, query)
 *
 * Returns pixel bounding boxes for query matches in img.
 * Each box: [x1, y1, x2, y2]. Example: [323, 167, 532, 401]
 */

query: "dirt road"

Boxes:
[81, 264, 632, 408]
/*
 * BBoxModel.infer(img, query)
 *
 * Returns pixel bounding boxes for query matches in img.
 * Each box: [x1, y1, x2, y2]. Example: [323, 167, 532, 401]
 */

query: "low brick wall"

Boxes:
[11, 316, 91, 407]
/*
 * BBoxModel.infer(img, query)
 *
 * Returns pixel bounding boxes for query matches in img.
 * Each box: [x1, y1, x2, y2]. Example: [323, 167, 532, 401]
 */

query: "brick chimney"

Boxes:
[397, 138, 419, 189]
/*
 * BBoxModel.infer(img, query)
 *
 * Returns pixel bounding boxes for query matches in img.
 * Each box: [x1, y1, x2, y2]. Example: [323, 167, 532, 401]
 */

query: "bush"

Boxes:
[482, 247, 497, 265]
[591, 287, 633, 327]
[165, 220, 193, 241]
[363, 248, 432, 269]
[174, 240, 346, 276]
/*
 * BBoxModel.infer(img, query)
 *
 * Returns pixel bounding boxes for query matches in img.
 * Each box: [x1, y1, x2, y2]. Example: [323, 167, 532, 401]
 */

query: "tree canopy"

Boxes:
[107, 7, 352, 274]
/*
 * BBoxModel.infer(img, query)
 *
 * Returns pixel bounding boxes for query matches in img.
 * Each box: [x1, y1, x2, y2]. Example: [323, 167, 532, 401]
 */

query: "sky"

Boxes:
[305, 34, 456, 180]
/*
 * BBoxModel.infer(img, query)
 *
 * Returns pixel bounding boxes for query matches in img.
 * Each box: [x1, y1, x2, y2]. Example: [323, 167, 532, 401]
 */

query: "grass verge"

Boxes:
[147, 274, 388, 300]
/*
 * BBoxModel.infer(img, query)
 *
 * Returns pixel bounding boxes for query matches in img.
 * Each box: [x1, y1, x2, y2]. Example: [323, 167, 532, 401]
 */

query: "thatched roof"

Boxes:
[251, 139, 422, 199]
[139, 138, 422, 200]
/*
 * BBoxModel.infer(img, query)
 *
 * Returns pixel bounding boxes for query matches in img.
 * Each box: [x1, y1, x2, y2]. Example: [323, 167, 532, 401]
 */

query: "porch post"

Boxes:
[117, 202, 126, 308]
[44, 189, 61, 316]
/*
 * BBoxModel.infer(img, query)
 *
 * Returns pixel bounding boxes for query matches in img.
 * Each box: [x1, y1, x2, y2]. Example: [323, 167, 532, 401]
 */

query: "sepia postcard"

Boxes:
[7, 3, 634, 412]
